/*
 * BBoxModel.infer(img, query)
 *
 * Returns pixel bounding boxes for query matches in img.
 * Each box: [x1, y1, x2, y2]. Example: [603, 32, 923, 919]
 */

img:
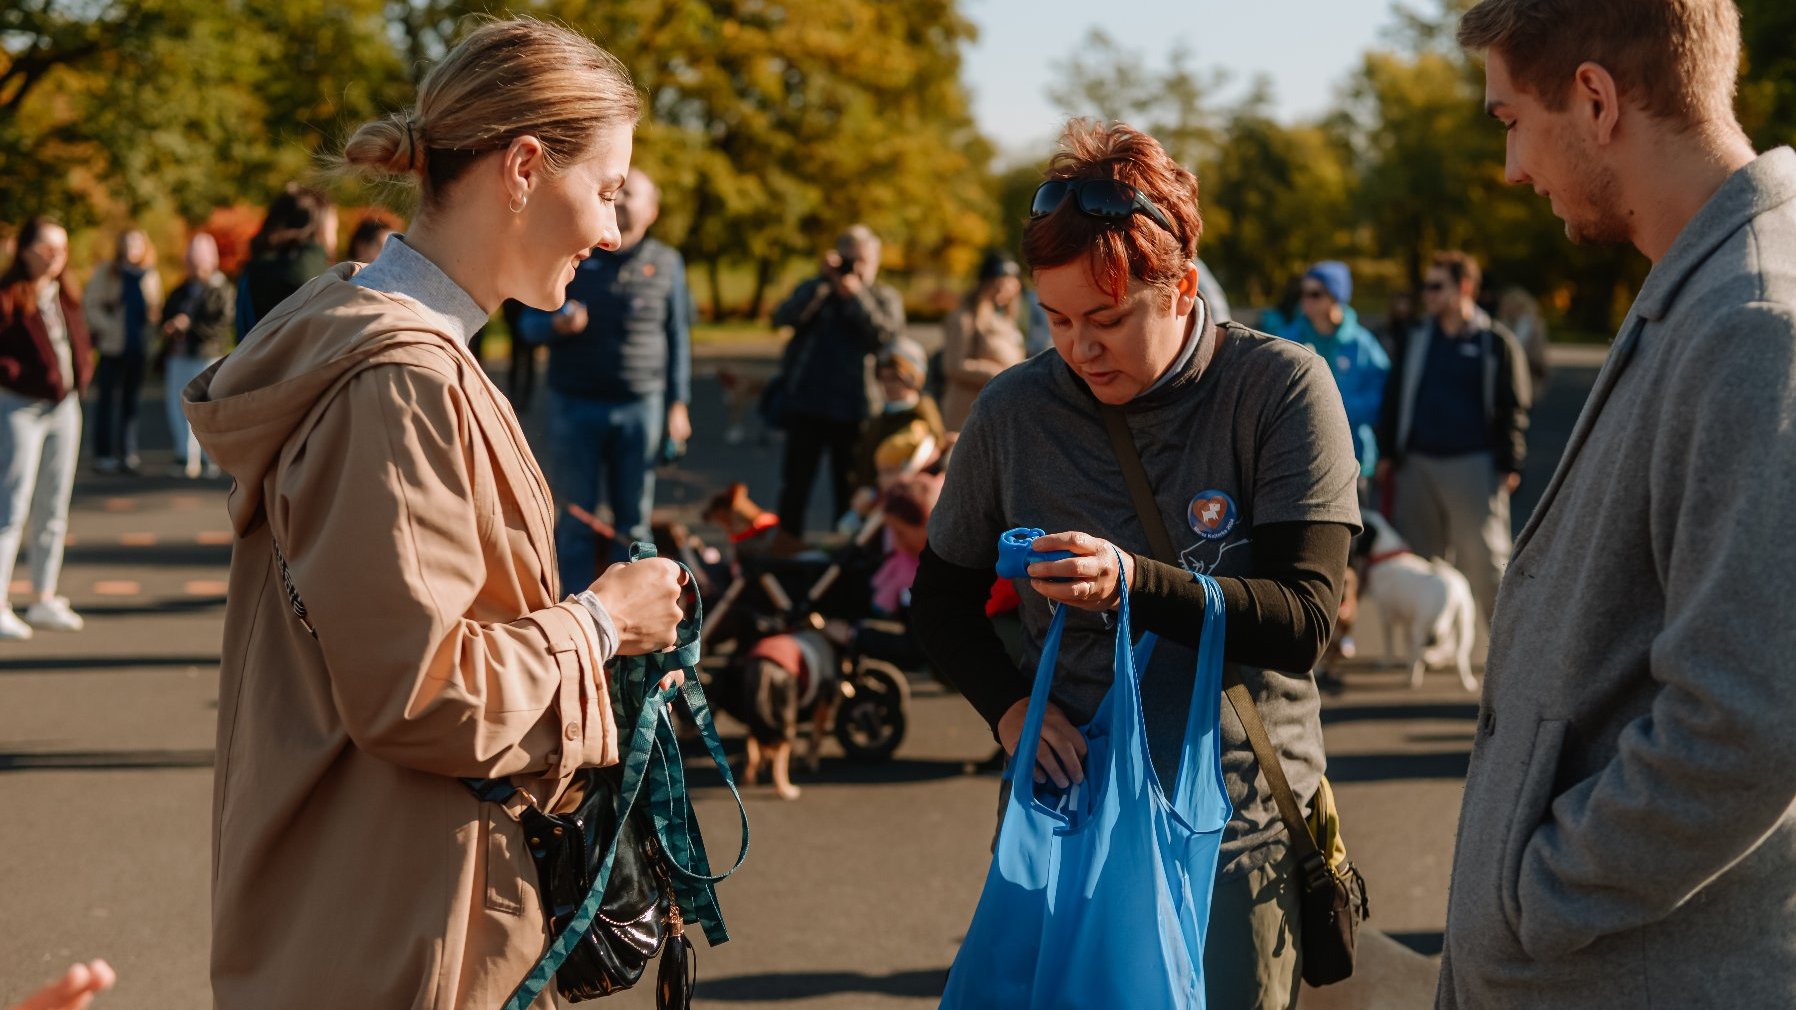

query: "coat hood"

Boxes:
[183, 264, 470, 536]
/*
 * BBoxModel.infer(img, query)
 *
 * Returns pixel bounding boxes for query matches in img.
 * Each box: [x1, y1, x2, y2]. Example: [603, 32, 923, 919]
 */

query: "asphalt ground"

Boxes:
[0, 335, 1604, 1008]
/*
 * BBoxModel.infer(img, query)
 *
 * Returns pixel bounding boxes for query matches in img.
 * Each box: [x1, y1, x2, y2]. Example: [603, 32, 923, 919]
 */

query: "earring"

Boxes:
[509, 195, 527, 214]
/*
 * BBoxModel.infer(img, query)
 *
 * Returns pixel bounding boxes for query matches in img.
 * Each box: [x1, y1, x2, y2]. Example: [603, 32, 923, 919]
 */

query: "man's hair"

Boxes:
[1022, 119, 1202, 303]
[1430, 251, 1482, 295]
[1457, 0, 1743, 129]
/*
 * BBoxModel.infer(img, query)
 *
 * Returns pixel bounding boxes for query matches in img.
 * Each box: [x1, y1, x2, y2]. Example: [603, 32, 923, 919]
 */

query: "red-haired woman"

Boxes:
[912, 120, 1361, 1009]
[0, 217, 92, 639]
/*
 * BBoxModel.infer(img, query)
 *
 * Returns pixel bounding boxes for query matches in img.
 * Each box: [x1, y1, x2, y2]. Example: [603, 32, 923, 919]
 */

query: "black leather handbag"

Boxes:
[516, 765, 694, 1005]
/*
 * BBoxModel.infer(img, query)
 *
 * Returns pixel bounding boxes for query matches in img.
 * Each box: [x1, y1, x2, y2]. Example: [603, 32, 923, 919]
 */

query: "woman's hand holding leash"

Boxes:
[1026, 532, 1135, 613]
[591, 559, 690, 688]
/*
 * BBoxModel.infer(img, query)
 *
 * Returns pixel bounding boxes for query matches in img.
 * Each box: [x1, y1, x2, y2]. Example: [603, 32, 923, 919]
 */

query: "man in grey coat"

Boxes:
[1442, 1, 1796, 1007]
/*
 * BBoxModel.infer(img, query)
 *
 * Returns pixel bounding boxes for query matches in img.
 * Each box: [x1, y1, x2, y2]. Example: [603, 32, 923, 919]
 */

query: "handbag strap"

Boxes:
[1097, 404, 1326, 874]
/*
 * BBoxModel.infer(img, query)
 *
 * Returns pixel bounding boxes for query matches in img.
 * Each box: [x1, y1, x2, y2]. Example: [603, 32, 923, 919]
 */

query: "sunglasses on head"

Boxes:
[1300, 286, 1331, 301]
[1031, 179, 1177, 236]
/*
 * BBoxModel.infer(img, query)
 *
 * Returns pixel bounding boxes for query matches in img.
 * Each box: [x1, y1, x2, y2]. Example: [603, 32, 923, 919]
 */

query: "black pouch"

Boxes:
[520, 765, 692, 1004]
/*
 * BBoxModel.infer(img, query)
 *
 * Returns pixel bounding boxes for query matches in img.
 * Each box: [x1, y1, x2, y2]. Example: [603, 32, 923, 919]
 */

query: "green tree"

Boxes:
[1204, 84, 1357, 306]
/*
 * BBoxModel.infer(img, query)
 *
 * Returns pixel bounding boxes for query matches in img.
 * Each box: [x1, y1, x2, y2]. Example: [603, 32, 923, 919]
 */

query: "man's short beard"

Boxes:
[1563, 154, 1632, 246]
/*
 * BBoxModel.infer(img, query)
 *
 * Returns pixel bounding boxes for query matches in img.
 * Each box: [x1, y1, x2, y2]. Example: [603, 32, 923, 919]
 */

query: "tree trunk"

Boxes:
[746, 256, 776, 320]
[706, 257, 724, 322]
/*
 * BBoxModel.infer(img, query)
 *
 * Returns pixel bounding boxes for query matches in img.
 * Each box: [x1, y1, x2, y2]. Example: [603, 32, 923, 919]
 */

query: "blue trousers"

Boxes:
[550, 391, 663, 594]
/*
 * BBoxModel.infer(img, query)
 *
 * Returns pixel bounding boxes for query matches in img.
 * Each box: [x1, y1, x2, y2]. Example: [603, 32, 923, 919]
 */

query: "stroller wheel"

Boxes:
[833, 659, 909, 763]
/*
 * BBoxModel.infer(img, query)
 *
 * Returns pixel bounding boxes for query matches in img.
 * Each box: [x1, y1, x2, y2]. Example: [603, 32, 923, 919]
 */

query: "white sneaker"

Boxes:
[25, 597, 84, 631]
[0, 607, 33, 640]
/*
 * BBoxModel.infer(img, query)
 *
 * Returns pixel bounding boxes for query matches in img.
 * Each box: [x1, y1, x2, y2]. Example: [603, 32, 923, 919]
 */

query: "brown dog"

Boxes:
[701, 482, 811, 561]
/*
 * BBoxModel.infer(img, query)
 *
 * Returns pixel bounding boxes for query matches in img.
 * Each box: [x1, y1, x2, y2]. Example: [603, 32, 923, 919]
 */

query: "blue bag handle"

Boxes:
[1008, 546, 1133, 816]
[1120, 571, 1232, 831]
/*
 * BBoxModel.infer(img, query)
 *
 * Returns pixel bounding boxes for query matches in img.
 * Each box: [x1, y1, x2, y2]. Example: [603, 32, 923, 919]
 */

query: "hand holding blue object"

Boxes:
[996, 527, 1075, 580]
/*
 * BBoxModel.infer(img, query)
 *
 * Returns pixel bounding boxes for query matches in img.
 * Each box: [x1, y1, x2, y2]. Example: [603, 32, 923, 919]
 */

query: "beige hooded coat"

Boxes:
[185, 265, 615, 1009]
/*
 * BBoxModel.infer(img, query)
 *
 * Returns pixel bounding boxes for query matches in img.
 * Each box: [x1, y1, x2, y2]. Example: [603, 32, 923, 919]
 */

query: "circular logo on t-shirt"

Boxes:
[1188, 489, 1239, 540]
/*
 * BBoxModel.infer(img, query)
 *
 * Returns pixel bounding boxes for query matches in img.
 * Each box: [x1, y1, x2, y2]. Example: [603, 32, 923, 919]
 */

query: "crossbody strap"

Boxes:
[1097, 404, 1324, 871]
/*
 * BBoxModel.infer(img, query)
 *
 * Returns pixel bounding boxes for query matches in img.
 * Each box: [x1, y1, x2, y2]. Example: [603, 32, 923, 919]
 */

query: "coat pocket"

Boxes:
[484, 804, 527, 916]
[1499, 717, 1567, 939]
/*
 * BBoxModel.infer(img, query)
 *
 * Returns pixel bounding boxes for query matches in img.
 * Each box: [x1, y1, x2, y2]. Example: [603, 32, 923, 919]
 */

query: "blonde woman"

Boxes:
[82, 228, 162, 473]
[940, 250, 1025, 430]
[183, 20, 687, 1009]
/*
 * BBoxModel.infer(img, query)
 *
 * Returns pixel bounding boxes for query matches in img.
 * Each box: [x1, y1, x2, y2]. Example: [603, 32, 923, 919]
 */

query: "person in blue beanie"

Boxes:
[1280, 261, 1388, 485]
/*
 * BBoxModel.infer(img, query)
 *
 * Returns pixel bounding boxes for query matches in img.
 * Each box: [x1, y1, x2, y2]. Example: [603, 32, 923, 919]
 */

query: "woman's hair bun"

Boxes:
[341, 115, 422, 178]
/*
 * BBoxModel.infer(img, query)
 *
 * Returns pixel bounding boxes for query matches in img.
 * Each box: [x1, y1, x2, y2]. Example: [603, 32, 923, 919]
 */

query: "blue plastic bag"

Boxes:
[939, 566, 1232, 1009]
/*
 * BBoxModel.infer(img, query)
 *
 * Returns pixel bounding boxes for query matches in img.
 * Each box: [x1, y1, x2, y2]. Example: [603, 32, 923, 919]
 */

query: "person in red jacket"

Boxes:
[0, 216, 93, 639]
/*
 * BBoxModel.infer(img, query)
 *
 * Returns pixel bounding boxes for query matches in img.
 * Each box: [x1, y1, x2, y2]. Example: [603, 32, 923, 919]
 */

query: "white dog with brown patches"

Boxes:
[1360, 511, 1479, 692]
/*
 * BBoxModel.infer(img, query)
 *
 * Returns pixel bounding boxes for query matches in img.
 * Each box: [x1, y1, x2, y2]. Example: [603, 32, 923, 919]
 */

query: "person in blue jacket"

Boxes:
[1281, 261, 1388, 482]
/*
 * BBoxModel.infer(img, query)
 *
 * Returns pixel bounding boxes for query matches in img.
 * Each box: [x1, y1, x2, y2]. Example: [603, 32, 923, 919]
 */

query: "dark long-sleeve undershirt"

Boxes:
[911, 521, 1352, 732]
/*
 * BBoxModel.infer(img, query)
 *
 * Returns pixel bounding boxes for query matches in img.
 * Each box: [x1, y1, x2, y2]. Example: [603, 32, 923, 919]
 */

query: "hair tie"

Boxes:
[402, 119, 419, 171]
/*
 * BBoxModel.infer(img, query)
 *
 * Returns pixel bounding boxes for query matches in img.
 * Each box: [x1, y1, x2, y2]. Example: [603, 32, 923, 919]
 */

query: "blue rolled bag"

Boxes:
[467, 542, 748, 1009]
[938, 539, 1233, 1009]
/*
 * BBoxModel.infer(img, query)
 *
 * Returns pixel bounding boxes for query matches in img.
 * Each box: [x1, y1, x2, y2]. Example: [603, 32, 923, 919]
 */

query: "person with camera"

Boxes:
[768, 224, 906, 536]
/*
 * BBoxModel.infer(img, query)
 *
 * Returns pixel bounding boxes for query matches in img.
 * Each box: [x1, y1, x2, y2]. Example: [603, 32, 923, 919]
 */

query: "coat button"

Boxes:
[564, 723, 580, 741]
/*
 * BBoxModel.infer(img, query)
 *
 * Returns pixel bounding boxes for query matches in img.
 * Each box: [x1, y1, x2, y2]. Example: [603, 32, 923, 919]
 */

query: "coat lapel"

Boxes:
[1511, 316, 1644, 559]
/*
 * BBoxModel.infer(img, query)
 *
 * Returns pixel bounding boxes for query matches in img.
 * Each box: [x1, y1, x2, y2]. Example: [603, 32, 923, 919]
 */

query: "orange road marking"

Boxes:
[8, 580, 29, 595]
[120, 532, 158, 547]
[184, 580, 229, 595]
[196, 531, 234, 545]
[93, 580, 141, 596]
[103, 498, 135, 513]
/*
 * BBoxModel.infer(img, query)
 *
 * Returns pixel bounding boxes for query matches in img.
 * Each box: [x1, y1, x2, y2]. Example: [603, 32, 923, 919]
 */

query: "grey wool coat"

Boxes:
[1438, 147, 1796, 1009]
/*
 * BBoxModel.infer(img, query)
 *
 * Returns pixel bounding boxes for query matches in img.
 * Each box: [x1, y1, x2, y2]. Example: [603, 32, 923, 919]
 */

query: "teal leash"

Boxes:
[495, 541, 749, 1009]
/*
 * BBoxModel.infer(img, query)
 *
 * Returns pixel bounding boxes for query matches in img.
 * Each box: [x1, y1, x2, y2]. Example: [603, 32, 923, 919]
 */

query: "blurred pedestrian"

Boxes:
[183, 19, 687, 1009]
[1375, 250, 1529, 631]
[847, 336, 945, 515]
[83, 227, 162, 475]
[1281, 261, 1389, 482]
[1196, 258, 1233, 323]
[344, 214, 396, 264]
[1258, 276, 1303, 335]
[1443, 0, 1796, 1006]
[1382, 287, 1417, 360]
[500, 298, 537, 410]
[940, 250, 1025, 431]
[158, 233, 234, 478]
[768, 224, 905, 535]
[914, 120, 1360, 1010]
[518, 167, 694, 585]
[236, 184, 335, 337]
[1496, 286, 1549, 393]
[0, 217, 91, 639]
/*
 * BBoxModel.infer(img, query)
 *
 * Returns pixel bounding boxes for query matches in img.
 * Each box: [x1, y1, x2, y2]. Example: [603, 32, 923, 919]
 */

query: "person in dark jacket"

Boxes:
[83, 227, 162, 474]
[1375, 249, 1530, 628]
[0, 217, 93, 638]
[236, 183, 336, 339]
[159, 233, 234, 478]
[768, 224, 906, 535]
[518, 168, 693, 586]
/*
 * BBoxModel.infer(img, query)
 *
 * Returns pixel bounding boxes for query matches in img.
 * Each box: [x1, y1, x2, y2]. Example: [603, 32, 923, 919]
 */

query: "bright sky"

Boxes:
[962, 0, 1404, 160]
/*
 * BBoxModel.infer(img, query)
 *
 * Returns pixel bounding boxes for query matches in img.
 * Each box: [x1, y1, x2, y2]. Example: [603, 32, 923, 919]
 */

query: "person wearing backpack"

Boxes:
[912, 119, 1361, 1009]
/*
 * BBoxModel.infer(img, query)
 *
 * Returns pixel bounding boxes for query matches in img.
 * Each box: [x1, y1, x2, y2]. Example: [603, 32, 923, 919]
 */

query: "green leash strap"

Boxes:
[500, 682, 672, 1010]
[496, 541, 748, 1009]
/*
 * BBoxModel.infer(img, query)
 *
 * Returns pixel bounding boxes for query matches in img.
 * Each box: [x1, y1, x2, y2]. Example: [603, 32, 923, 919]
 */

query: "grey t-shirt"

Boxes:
[928, 322, 1360, 876]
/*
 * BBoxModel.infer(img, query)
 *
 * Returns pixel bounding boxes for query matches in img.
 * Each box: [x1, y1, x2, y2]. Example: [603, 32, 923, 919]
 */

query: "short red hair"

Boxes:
[1021, 120, 1202, 303]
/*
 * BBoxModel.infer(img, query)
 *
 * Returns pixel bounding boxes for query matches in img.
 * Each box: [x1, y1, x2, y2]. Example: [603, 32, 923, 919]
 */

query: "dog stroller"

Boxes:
[697, 512, 915, 763]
